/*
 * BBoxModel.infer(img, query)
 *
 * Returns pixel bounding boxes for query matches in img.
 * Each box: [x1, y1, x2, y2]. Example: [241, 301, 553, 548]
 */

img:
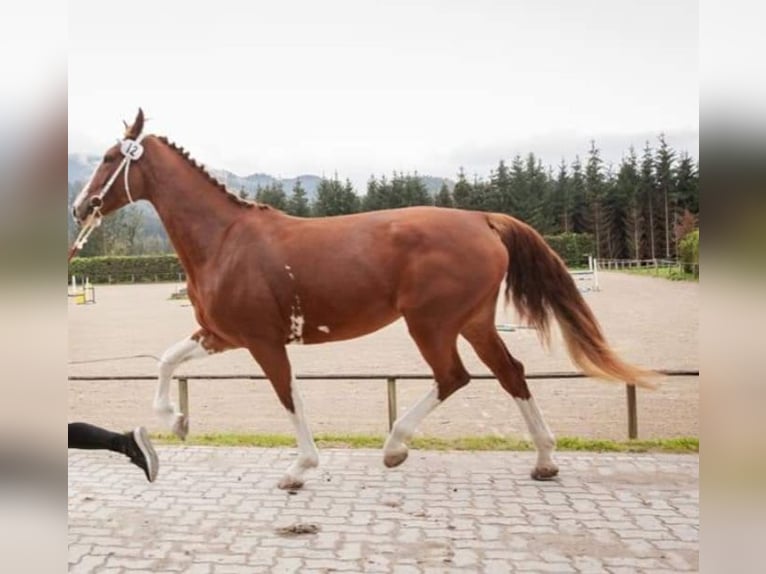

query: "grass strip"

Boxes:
[151, 432, 698, 453]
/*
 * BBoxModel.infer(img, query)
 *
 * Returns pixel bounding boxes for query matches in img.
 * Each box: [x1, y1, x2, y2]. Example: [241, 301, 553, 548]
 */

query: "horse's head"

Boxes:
[71, 108, 150, 225]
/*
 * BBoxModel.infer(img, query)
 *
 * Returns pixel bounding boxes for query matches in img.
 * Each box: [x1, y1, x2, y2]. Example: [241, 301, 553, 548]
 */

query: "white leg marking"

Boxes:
[154, 337, 211, 430]
[383, 385, 441, 467]
[279, 379, 319, 489]
[515, 396, 557, 473]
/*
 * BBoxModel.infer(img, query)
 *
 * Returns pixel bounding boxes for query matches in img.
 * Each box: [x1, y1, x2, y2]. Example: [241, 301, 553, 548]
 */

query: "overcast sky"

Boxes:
[69, 0, 698, 189]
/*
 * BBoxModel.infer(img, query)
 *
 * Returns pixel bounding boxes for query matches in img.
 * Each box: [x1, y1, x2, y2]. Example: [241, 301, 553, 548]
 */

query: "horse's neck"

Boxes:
[145, 148, 245, 274]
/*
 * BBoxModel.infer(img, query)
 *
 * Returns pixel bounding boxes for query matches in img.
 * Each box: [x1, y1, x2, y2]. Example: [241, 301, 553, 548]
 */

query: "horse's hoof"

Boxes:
[531, 463, 559, 481]
[383, 448, 409, 468]
[278, 475, 305, 490]
[172, 414, 189, 441]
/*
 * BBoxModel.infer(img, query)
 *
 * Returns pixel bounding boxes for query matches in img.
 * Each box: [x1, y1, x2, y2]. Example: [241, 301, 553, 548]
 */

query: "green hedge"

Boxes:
[543, 232, 595, 268]
[68, 254, 185, 283]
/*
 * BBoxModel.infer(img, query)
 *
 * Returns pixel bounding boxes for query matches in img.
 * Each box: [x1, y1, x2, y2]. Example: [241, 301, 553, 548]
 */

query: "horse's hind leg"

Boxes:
[249, 344, 319, 490]
[383, 318, 470, 468]
[462, 318, 558, 481]
[155, 329, 222, 439]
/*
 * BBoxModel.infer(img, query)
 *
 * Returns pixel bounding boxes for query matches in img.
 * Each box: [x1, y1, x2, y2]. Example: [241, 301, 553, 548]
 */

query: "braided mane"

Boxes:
[156, 136, 269, 210]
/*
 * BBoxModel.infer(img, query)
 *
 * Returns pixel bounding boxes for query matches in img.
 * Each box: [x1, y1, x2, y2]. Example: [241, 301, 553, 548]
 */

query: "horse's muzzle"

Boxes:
[73, 196, 102, 224]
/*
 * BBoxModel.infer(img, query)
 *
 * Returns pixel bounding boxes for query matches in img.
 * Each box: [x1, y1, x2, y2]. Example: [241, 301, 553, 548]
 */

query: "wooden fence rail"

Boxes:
[69, 369, 698, 440]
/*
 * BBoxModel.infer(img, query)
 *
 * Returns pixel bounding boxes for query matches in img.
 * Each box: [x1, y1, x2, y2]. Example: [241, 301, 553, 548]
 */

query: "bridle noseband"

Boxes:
[69, 133, 147, 261]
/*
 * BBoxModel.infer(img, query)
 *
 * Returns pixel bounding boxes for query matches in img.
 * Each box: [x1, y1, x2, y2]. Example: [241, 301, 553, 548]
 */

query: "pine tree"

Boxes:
[383, 171, 431, 208]
[674, 152, 698, 216]
[403, 172, 432, 207]
[639, 142, 657, 260]
[314, 176, 360, 216]
[655, 134, 676, 258]
[600, 164, 624, 258]
[363, 175, 391, 212]
[287, 179, 310, 217]
[362, 175, 381, 211]
[389, 171, 405, 207]
[470, 176, 494, 212]
[434, 182, 453, 208]
[553, 160, 570, 233]
[452, 168, 472, 209]
[343, 178, 359, 211]
[526, 154, 550, 232]
[508, 155, 528, 221]
[256, 182, 287, 211]
[313, 177, 335, 216]
[617, 147, 643, 259]
[491, 159, 513, 214]
[238, 186, 249, 200]
[569, 157, 588, 234]
[585, 142, 606, 258]
[540, 165, 559, 235]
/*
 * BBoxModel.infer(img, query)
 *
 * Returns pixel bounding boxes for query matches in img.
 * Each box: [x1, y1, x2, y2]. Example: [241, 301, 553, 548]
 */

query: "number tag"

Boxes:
[120, 139, 144, 160]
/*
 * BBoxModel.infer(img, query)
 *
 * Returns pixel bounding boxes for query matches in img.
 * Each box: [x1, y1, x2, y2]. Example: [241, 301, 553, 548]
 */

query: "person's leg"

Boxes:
[68, 422, 159, 482]
[68, 421, 126, 450]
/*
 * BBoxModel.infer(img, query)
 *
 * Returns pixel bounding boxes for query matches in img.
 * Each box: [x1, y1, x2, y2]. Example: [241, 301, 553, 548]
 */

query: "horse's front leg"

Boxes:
[155, 330, 218, 439]
[250, 345, 319, 490]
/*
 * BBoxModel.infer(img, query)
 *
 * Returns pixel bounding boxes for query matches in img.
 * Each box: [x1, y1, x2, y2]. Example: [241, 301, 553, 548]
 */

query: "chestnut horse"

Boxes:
[72, 110, 652, 489]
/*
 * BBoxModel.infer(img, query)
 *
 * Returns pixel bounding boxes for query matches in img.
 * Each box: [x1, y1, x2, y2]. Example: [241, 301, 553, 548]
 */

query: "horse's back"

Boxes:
[259, 206, 508, 276]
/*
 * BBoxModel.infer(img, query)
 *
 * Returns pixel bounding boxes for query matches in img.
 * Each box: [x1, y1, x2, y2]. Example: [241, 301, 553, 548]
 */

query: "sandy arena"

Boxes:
[68, 272, 698, 440]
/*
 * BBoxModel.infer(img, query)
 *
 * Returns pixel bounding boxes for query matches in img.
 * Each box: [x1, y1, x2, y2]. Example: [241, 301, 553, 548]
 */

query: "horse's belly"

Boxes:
[298, 306, 401, 345]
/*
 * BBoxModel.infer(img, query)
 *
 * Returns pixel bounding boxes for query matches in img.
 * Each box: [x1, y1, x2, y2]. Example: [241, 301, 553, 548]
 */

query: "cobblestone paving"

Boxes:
[68, 448, 698, 573]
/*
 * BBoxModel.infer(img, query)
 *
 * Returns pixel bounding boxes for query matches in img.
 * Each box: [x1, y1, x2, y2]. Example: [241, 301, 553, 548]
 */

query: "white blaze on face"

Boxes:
[72, 159, 104, 214]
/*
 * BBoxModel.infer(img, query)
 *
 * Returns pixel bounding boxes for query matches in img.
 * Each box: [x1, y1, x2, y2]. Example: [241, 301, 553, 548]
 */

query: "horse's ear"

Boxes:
[124, 108, 145, 139]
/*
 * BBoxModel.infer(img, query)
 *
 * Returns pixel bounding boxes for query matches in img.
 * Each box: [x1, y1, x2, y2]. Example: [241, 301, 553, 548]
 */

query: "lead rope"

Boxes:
[67, 353, 161, 365]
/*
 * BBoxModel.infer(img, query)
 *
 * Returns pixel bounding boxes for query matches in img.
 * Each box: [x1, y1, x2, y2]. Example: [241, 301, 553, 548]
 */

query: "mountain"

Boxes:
[208, 170, 323, 202]
[68, 153, 453, 200]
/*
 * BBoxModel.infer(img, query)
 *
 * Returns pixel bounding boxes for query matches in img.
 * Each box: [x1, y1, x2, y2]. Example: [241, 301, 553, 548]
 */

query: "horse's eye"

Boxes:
[103, 154, 116, 163]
